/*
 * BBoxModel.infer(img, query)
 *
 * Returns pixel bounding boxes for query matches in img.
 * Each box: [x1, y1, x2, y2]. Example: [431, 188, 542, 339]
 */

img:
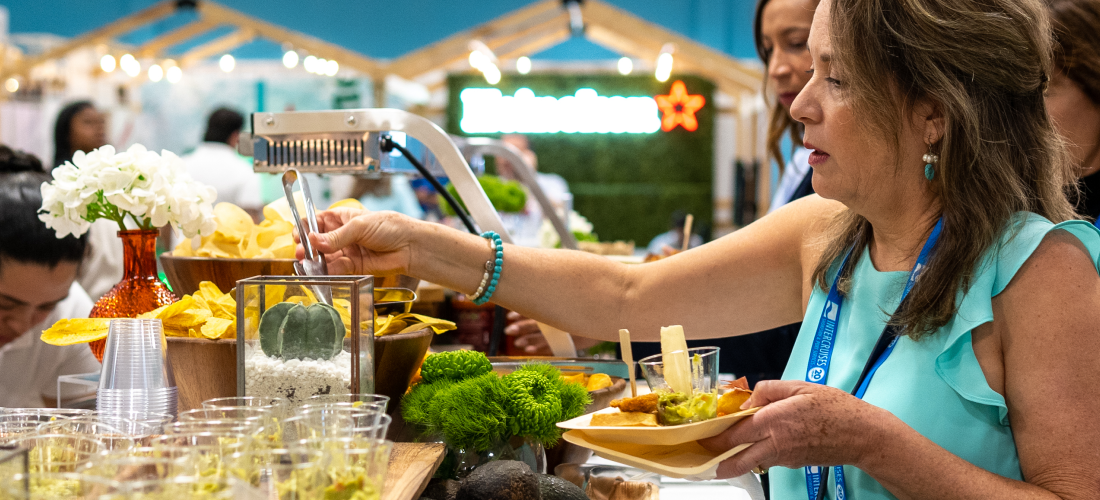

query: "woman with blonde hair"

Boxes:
[300, 0, 1100, 497]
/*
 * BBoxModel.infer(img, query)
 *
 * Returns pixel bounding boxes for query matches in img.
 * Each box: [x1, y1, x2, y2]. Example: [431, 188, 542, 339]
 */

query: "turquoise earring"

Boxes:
[923, 152, 939, 181]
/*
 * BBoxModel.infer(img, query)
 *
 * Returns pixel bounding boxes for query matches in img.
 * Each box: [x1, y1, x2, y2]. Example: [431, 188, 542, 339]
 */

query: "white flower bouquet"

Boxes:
[39, 144, 217, 238]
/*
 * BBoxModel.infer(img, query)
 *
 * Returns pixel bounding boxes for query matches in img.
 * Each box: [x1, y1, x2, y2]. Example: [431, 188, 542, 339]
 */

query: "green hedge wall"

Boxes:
[446, 73, 715, 246]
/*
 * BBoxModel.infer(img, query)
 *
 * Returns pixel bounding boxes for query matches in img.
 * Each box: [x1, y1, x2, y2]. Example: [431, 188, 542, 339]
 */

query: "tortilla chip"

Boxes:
[590, 412, 659, 427]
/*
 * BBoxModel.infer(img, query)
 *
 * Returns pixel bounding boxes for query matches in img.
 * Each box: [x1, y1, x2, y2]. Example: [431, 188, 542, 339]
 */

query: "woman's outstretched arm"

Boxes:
[307, 195, 840, 342]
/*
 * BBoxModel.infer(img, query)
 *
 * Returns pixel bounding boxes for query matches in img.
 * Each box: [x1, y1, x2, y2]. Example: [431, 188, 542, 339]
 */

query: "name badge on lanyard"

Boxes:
[803, 217, 943, 500]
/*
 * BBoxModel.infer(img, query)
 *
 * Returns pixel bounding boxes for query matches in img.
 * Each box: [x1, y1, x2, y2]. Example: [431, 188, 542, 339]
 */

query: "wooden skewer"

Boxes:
[619, 328, 637, 398]
[681, 214, 694, 252]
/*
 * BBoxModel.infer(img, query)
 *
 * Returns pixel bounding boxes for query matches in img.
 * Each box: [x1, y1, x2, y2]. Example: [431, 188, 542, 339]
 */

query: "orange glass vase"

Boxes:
[88, 229, 178, 362]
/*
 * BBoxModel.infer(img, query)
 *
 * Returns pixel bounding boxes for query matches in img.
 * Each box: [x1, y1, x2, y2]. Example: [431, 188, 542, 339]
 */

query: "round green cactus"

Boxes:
[259, 302, 346, 361]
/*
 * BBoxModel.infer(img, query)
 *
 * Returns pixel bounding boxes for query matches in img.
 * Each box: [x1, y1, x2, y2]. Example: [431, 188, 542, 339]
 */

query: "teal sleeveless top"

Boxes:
[771, 214, 1100, 499]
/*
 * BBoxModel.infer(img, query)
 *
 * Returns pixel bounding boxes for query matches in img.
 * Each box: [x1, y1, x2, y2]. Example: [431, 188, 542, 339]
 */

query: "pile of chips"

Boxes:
[40, 282, 239, 345]
[172, 202, 295, 259]
[138, 281, 238, 339]
[252, 286, 456, 337]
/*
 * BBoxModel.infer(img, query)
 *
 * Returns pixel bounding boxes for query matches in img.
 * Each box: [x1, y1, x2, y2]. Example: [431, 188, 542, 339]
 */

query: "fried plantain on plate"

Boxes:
[717, 377, 753, 416]
[610, 392, 660, 413]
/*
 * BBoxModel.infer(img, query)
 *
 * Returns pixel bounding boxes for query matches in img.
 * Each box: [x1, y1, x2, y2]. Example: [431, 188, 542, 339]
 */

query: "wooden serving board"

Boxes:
[383, 443, 446, 500]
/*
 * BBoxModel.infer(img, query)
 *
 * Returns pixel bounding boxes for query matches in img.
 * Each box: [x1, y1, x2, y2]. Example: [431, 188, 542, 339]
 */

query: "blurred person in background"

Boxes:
[52, 101, 121, 301]
[761, 0, 820, 213]
[645, 210, 704, 256]
[0, 146, 101, 408]
[348, 176, 425, 219]
[182, 107, 262, 219]
[498, 134, 572, 221]
[716, 0, 818, 385]
[52, 101, 106, 169]
[1045, 0, 1100, 220]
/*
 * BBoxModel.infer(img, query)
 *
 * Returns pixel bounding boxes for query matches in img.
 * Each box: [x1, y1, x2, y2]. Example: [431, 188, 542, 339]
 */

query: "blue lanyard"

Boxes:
[803, 217, 943, 500]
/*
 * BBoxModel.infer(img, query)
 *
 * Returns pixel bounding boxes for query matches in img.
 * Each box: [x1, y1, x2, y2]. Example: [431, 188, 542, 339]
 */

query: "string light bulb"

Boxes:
[282, 50, 299, 69]
[120, 54, 140, 77]
[219, 54, 235, 72]
[516, 56, 531, 74]
[655, 43, 675, 82]
[100, 54, 117, 73]
[166, 65, 182, 83]
[4, 78, 18, 93]
[148, 64, 163, 82]
[618, 57, 633, 75]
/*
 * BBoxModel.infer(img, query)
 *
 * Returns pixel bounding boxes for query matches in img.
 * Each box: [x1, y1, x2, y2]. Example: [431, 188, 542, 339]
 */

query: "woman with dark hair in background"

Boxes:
[707, 0, 820, 390]
[1045, 0, 1100, 220]
[757, 0, 819, 211]
[52, 101, 120, 301]
[51, 101, 106, 169]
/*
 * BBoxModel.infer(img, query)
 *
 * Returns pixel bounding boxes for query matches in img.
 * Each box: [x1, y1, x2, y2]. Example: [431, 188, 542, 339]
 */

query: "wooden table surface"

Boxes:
[383, 443, 447, 500]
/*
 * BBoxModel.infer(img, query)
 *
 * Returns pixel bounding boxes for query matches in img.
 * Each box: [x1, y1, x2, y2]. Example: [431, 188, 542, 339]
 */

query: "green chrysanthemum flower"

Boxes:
[431, 373, 511, 452]
[420, 350, 492, 384]
[502, 370, 563, 444]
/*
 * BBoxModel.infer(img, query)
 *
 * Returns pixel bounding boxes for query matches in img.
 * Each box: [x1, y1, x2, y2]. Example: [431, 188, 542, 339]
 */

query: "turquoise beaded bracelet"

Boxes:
[471, 231, 503, 305]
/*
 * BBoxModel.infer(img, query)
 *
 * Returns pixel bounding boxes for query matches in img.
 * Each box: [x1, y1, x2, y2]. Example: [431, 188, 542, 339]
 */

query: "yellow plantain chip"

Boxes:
[40, 318, 111, 346]
[561, 373, 587, 386]
[213, 202, 254, 238]
[332, 299, 353, 333]
[197, 282, 225, 302]
[164, 327, 190, 337]
[162, 308, 212, 329]
[209, 296, 236, 320]
[265, 285, 287, 308]
[586, 373, 613, 392]
[380, 320, 408, 336]
[284, 295, 313, 306]
[173, 239, 194, 257]
[200, 317, 235, 339]
[401, 314, 457, 334]
[329, 198, 366, 211]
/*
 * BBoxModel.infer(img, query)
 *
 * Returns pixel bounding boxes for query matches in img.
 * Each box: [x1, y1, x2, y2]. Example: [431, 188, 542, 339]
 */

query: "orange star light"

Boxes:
[655, 80, 705, 132]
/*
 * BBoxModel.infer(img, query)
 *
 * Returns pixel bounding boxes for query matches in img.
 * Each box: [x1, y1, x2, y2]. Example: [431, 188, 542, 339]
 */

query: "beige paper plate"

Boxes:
[562, 430, 753, 479]
[556, 406, 760, 446]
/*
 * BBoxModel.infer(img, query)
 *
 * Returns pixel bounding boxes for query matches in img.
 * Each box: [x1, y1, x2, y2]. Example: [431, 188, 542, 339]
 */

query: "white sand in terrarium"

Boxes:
[244, 346, 352, 404]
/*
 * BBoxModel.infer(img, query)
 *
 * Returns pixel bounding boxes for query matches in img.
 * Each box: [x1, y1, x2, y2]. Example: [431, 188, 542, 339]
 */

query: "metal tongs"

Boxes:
[282, 168, 332, 305]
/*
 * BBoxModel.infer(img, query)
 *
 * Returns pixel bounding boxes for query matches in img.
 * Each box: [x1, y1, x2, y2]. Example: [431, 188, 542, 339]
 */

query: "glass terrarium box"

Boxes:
[236, 276, 374, 405]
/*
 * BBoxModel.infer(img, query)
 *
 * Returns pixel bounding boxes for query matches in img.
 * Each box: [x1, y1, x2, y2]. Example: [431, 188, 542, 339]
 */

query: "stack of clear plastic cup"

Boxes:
[96, 319, 178, 419]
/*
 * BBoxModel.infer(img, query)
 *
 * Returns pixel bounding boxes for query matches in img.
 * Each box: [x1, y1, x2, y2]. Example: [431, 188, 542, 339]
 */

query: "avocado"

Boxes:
[456, 460, 539, 500]
[537, 474, 588, 500]
[421, 479, 461, 500]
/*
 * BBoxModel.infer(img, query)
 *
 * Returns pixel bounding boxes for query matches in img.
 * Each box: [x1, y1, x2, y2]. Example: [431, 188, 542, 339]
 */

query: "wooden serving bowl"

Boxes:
[374, 327, 435, 409]
[160, 255, 295, 296]
[165, 337, 238, 413]
[160, 254, 419, 297]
